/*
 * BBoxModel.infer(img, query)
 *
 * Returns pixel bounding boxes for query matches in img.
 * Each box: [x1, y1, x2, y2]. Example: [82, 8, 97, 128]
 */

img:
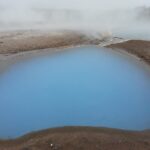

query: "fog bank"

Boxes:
[0, 0, 150, 40]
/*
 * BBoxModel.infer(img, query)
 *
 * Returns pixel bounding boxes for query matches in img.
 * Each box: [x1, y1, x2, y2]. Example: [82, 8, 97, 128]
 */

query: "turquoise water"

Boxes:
[0, 47, 150, 138]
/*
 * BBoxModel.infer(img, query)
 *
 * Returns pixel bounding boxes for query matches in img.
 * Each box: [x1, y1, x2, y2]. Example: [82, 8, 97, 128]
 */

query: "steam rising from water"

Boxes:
[0, 0, 150, 39]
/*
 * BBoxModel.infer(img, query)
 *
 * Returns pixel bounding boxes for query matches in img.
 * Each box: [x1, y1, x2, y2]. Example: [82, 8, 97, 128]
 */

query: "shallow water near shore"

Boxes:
[0, 46, 150, 138]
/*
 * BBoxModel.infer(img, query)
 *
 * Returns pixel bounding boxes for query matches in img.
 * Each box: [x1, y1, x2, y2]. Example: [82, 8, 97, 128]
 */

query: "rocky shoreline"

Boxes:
[107, 40, 150, 65]
[0, 30, 150, 66]
[0, 127, 150, 150]
[0, 30, 102, 55]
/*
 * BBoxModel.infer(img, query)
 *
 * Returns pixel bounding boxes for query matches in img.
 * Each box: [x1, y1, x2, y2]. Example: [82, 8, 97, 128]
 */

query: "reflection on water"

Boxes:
[0, 47, 150, 138]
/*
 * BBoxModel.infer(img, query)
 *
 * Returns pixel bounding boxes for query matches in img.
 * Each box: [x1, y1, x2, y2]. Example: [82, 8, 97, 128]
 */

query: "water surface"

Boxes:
[0, 46, 150, 138]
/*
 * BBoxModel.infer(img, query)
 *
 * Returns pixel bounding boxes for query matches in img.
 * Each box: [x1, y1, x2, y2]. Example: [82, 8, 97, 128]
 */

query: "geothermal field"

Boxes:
[0, 0, 150, 150]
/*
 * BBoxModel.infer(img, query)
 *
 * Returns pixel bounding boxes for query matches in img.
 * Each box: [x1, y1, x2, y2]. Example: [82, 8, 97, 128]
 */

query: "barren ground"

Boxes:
[0, 127, 150, 150]
[107, 40, 150, 65]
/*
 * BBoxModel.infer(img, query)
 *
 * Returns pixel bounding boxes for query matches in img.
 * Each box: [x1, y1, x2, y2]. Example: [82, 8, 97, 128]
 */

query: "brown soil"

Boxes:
[1, 30, 150, 66]
[0, 127, 150, 150]
[107, 40, 150, 65]
[0, 30, 101, 55]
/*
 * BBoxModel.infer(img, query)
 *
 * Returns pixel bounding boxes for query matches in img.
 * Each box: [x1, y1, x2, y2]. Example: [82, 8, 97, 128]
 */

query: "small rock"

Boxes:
[50, 143, 54, 148]
[50, 143, 61, 150]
